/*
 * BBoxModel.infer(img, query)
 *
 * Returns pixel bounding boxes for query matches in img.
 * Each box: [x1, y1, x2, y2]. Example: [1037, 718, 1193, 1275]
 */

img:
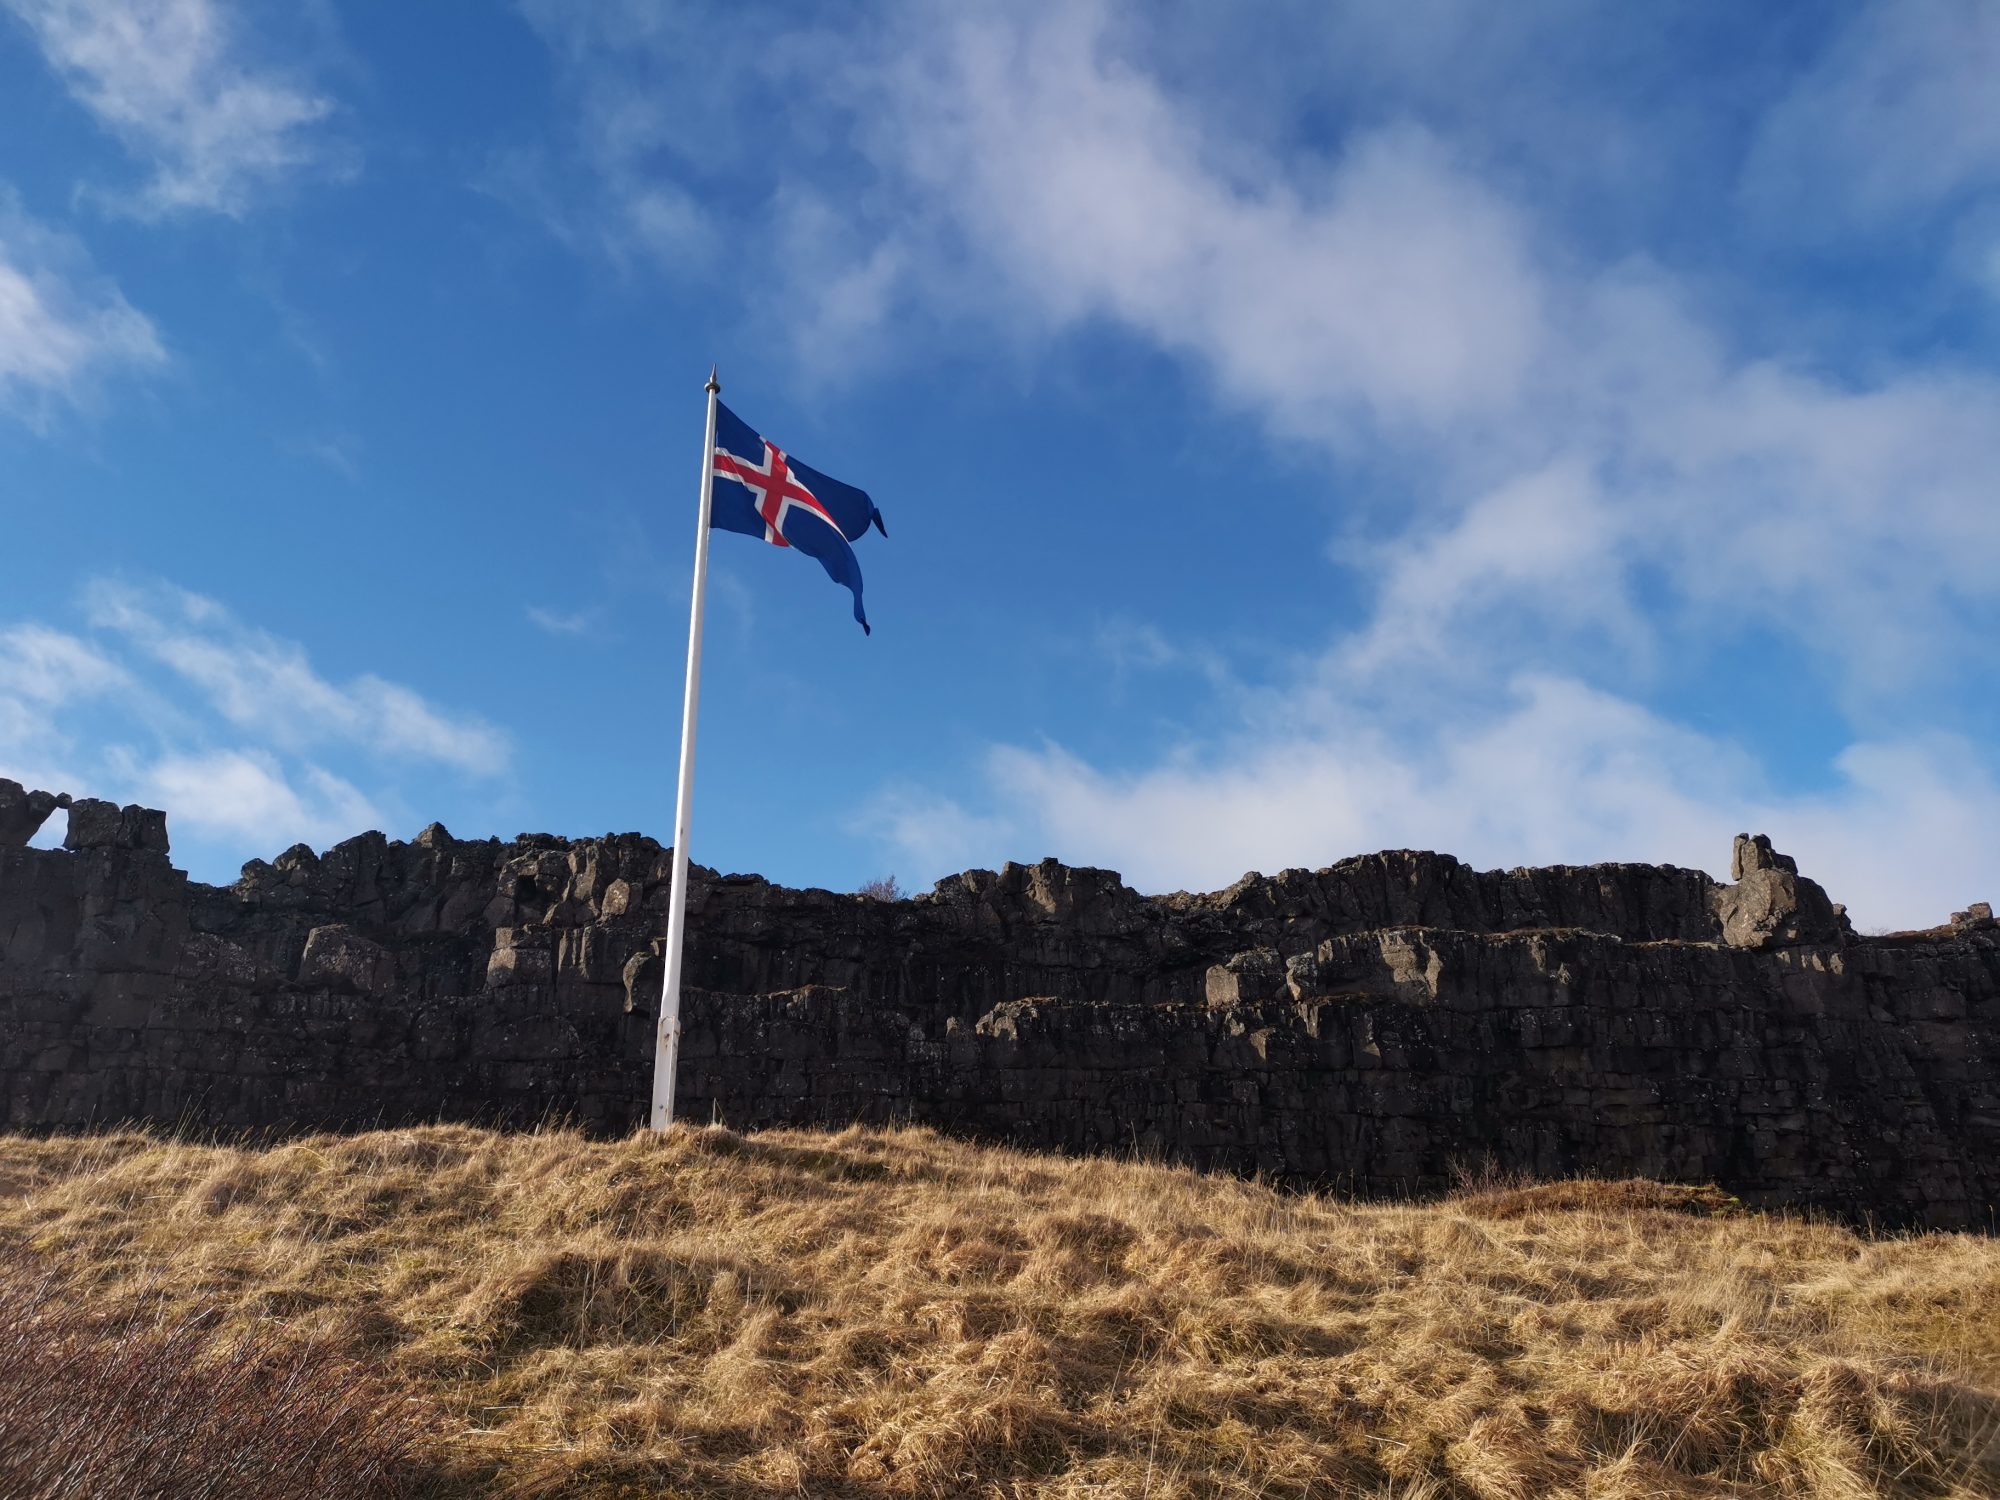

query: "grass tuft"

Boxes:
[0, 1123, 1993, 1497]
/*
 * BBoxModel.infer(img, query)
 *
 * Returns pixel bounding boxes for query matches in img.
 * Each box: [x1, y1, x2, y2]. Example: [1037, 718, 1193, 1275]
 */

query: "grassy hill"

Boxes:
[0, 1122, 1994, 1498]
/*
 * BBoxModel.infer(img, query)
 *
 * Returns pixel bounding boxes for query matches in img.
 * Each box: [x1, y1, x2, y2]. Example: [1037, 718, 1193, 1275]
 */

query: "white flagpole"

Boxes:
[650, 365, 721, 1133]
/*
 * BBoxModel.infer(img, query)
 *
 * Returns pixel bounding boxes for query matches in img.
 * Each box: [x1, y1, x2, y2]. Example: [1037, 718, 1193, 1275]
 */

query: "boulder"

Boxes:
[298, 925, 399, 995]
[1713, 834, 1846, 949]
[1731, 833, 1798, 880]
[485, 927, 554, 989]
[61, 799, 168, 854]
[1205, 947, 1284, 1007]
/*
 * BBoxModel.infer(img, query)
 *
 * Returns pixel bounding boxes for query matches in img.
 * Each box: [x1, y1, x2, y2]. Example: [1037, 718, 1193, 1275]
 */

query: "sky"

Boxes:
[0, 0, 1996, 931]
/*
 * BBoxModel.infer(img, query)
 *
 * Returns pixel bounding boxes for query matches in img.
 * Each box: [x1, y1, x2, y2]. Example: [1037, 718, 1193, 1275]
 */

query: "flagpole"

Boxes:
[650, 364, 720, 1133]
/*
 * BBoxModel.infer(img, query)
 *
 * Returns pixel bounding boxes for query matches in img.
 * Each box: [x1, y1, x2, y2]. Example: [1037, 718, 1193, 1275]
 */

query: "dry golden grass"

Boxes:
[0, 1265, 440, 1499]
[0, 1122, 1994, 1499]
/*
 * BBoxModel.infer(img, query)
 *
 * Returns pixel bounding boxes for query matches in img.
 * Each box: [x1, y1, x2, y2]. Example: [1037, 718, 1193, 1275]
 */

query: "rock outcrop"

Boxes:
[1713, 832, 1850, 949]
[0, 777, 1994, 1227]
[0, 783, 67, 848]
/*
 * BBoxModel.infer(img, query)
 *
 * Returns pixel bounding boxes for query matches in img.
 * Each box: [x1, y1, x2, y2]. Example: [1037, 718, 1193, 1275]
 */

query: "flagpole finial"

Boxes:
[705, 365, 720, 393]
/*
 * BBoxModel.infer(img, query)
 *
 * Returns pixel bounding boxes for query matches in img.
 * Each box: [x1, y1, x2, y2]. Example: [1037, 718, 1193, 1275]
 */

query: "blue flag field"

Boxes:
[710, 401, 887, 633]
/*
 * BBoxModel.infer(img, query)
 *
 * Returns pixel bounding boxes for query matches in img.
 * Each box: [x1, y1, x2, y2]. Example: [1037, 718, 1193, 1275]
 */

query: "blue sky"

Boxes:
[1, 0, 1995, 930]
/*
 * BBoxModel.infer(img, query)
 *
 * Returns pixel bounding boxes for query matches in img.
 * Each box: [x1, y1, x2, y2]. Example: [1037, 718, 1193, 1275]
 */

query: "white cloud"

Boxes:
[767, 193, 912, 361]
[0, 622, 129, 704]
[857, 7, 2000, 702]
[502, 1, 726, 271]
[847, 785, 1015, 881]
[880, 8, 2000, 700]
[968, 676, 1750, 888]
[1771, 740, 2000, 935]
[519, 2, 1550, 428]
[0, 190, 164, 421]
[524, 2, 1999, 926]
[133, 748, 379, 849]
[619, 182, 714, 266]
[0, 582, 517, 877]
[518, 1, 2000, 692]
[1324, 293, 2000, 703]
[1630, 357, 2000, 692]
[3, 0, 337, 216]
[1091, 616, 1226, 681]
[85, 580, 510, 776]
[0, 623, 127, 792]
[1342, 457, 1644, 678]
[866, 675, 1994, 932]
[891, 27, 1547, 436]
[1741, 0, 2000, 235]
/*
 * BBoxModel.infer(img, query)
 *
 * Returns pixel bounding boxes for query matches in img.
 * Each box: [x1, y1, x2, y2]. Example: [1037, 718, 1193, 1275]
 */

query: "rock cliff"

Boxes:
[1, 777, 1993, 1226]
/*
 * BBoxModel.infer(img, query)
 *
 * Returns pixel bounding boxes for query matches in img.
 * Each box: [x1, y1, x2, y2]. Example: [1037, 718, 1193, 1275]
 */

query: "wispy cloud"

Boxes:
[518, 1, 1997, 925]
[844, 7, 2000, 701]
[0, 189, 164, 422]
[493, 2, 722, 271]
[289, 434, 358, 481]
[1741, 0, 2000, 238]
[525, 605, 593, 638]
[0, 623, 128, 791]
[3, 0, 339, 217]
[511, 3, 2000, 686]
[748, 2, 1993, 928]
[0, 580, 513, 876]
[0, 622, 129, 704]
[85, 579, 510, 776]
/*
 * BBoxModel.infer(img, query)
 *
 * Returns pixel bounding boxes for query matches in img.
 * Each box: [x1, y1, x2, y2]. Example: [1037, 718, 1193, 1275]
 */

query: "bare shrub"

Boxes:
[858, 873, 902, 900]
[0, 1267, 441, 1500]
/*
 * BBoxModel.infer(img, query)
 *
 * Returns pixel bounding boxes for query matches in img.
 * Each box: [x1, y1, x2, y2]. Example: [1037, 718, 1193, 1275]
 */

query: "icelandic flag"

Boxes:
[711, 401, 886, 633]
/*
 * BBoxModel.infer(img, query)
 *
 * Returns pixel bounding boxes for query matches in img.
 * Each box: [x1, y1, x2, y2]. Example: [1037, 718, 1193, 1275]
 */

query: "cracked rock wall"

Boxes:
[1, 779, 1994, 1227]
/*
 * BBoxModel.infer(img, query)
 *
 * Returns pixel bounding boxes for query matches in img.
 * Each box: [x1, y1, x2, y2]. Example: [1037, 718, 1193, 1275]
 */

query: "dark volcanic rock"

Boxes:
[0, 796, 1994, 1228]
[62, 797, 167, 854]
[0, 780, 68, 848]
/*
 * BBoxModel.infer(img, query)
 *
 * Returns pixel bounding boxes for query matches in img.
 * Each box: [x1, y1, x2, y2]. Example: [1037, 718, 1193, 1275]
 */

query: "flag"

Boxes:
[710, 401, 887, 633]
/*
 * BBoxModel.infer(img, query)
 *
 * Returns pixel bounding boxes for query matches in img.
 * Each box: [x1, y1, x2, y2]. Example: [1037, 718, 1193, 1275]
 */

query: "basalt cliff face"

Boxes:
[1, 778, 1994, 1226]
